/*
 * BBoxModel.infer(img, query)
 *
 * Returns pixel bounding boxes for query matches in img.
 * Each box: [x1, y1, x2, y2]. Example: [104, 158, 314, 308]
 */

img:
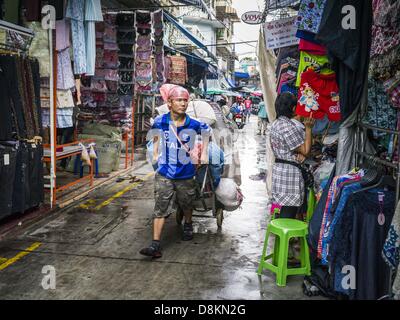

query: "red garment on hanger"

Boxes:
[296, 69, 341, 122]
[299, 38, 327, 55]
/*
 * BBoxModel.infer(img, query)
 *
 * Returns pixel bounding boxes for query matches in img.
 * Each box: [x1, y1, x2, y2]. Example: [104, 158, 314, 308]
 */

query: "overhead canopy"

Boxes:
[164, 12, 216, 61]
[164, 45, 208, 68]
[206, 88, 242, 97]
[263, 0, 300, 13]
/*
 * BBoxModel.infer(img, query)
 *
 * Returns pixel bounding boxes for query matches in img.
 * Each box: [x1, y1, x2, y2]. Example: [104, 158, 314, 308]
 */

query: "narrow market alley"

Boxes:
[0, 116, 311, 300]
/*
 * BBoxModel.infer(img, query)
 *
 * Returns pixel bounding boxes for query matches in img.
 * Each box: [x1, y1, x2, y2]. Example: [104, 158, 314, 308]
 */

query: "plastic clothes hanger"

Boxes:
[353, 174, 396, 194]
[354, 159, 395, 194]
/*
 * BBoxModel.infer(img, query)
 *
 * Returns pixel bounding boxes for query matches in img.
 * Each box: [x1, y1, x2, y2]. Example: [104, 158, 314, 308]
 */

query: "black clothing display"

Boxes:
[316, 0, 373, 120]
[0, 54, 44, 219]
[0, 143, 17, 219]
[330, 189, 395, 300]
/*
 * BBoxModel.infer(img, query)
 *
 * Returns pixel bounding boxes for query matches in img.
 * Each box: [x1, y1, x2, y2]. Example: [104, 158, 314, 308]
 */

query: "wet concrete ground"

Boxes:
[0, 116, 317, 300]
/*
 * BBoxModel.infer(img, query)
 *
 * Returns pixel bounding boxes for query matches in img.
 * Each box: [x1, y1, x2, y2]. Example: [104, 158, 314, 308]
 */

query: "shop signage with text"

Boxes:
[241, 11, 263, 25]
[264, 16, 299, 49]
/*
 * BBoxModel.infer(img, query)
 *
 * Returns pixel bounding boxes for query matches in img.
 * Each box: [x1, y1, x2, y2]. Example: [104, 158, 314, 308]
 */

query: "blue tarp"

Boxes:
[234, 72, 250, 79]
[225, 77, 236, 88]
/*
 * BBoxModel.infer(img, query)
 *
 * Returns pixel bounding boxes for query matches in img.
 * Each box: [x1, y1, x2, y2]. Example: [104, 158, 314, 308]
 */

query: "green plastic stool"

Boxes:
[257, 218, 311, 287]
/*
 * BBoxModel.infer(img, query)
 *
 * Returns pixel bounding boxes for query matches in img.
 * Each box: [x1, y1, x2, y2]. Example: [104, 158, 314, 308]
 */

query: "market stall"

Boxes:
[259, 0, 400, 300]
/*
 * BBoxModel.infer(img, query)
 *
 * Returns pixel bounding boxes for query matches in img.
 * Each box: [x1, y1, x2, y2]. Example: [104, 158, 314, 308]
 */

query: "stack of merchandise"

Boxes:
[78, 13, 122, 128]
[135, 10, 153, 92]
[275, 46, 299, 96]
[116, 12, 135, 133]
[153, 9, 165, 85]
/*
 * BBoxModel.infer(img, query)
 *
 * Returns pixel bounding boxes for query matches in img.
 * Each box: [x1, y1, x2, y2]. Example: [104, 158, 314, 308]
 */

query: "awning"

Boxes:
[175, 0, 216, 17]
[207, 64, 219, 79]
[164, 45, 209, 68]
[226, 77, 236, 88]
[164, 12, 216, 61]
[234, 72, 250, 79]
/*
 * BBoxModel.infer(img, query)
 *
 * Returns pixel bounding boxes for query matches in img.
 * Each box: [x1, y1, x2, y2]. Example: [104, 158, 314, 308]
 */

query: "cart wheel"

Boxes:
[176, 208, 184, 225]
[216, 208, 224, 228]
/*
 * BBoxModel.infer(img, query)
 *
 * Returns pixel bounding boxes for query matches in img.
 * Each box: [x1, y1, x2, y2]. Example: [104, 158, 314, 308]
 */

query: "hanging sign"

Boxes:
[264, 16, 299, 49]
[241, 11, 263, 25]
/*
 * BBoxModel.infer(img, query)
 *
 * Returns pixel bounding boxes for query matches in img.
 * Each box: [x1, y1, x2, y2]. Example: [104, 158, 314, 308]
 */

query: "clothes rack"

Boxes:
[355, 101, 400, 300]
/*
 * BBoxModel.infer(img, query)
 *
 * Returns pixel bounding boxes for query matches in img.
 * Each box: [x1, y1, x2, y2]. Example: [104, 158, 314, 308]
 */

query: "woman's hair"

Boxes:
[275, 92, 297, 118]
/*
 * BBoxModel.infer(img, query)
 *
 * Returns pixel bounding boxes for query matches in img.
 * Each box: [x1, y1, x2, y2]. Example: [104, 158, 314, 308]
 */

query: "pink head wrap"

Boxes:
[160, 84, 190, 103]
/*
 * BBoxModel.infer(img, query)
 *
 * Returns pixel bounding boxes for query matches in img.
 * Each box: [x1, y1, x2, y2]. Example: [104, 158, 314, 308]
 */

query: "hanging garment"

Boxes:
[56, 19, 71, 51]
[0, 55, 26, 138]
[320, 182, 362, 264]
[295, 0, 328, 34]
[317, 172, 362, 260]
[29, 58, 42, 134]
[275, 45, 299, 78]
[27, 21, 50, 77]
[315, 0, 373, 121]
[296, 69, 341, 122]
[11, 142, 29, 214]
[135, 59, 153, 87]
[296, 29, 322, 45]
[168, 55, 188, 85]
[389, 84, 400, 109]
[330, 189, 395, 299]
[0, 63, 15, 140]
[374, 0, 400, 29]
[312, 115, 341, 135]
[26, 143, 44, 209]
[299, 38, 327, 55]
[19, 57, 41, 138]
[66, 0, 87, 75]
[370, 0, 400, 57]
[383, 200, 400, 299]
[363, 77, 398, 131]
[42, 107, 74, 128]
[296, 51, 333, 87]
[85, 0, 103, 76]
[57, 89, 75, 108]
[0, 143, 17, 219]
[57, 48, 75, 90]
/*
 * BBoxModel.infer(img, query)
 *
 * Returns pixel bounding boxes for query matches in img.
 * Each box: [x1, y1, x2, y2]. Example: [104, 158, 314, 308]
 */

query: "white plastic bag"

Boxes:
[215, 178, 243, 211]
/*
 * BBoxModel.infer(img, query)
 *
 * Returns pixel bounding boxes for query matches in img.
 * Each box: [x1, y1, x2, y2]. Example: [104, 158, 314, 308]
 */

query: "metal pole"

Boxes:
[49, 27, 56, 208]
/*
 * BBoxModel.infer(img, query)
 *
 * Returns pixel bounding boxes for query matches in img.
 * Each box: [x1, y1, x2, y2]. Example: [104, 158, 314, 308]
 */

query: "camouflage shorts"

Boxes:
[153, 173, 197, 219]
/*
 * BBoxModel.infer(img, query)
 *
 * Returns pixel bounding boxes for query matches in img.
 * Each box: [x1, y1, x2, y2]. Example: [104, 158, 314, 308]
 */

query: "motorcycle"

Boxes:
[233, 113, 245, 129]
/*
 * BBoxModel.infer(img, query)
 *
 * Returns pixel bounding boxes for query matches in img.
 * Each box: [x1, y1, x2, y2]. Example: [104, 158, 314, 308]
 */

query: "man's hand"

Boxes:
[303, 117, 316, 128]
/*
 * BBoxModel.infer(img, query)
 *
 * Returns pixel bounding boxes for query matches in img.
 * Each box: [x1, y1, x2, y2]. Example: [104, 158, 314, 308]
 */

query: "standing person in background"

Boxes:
[244, 97, 252, 123]
[257, 99, 268, 135]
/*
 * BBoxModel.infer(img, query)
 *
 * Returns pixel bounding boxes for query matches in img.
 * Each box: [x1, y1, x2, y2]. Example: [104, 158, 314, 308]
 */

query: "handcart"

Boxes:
[176, 165, 224, 228]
